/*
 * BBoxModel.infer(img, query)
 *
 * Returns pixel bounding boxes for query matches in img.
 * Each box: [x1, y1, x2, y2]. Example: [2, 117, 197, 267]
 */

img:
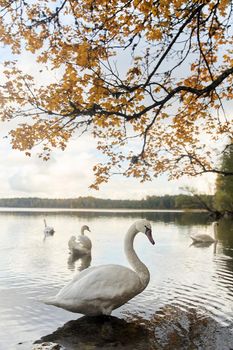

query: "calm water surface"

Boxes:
[0, 210, 233, 349]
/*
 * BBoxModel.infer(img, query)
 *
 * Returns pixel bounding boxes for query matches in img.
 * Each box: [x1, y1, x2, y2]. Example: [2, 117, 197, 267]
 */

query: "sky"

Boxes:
[0, 40, 218, 200]
[0, 121, 216, 199]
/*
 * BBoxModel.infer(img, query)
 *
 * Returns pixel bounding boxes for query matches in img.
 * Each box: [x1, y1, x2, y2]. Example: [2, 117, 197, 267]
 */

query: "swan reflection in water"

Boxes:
[43, 232, 55, 242]
[34, 315, 150, 350]
[67, 252, 92, 272]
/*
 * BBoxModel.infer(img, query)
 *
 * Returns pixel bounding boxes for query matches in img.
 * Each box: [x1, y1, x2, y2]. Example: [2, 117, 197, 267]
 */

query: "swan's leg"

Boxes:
[102, 306, 112, 315]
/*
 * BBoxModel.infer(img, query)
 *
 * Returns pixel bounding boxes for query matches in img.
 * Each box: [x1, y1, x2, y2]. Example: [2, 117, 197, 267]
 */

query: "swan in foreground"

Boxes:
[43, 219, 55, 236]
[42, 219, 155, 316]
[68, 225, 91, 256]
[190, 222, 219, 243]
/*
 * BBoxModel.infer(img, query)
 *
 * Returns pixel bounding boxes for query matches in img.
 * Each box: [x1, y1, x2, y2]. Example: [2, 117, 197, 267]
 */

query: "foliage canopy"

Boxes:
[0, 0, 233, 188]
[215, 145, 233, 212]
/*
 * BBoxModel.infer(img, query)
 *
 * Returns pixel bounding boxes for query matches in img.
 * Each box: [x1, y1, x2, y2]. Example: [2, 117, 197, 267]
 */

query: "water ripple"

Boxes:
[0, 214, 233, 349]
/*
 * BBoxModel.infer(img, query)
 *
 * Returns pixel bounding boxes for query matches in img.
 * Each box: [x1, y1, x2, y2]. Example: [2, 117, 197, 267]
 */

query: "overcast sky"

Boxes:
[0, 47, 218, 200]
[0, 125, 216, 199]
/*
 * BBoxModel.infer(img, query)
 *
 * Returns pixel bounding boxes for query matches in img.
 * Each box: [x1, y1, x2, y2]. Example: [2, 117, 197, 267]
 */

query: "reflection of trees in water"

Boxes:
[63, 211, 211, 226]
[217, 219, 233, 254]
[0, 210, 211, 226]
[67, 253, 92, 272]
[213, 219, 233, 290]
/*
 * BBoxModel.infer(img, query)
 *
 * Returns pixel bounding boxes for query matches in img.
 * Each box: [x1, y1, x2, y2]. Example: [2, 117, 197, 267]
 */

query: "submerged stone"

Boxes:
[34, 306, 233, 350]
[34, 315, 151, 349]
[32, 342, 64, 349]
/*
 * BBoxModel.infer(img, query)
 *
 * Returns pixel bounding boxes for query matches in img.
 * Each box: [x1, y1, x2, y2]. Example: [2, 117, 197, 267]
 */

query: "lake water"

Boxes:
[0, 210, 233, 349]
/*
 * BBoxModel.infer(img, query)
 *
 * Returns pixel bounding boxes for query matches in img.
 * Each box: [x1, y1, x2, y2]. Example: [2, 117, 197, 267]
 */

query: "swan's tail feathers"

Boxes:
[39, 296, 58, 306]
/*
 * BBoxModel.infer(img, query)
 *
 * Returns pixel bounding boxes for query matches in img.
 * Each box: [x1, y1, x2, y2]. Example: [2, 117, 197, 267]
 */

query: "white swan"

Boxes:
[44, 219, 55, 235]
[68, 225, 91, 256]
[190, 221, 219, 243]
[43, 219, 155, 316]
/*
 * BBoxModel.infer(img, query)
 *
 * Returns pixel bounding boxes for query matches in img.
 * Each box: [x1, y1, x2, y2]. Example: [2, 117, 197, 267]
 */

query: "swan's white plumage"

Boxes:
[43, 219, 154, 316]
[43, 219, 55, 235]
[68, 236, 80, 251]
[68, 225, 91, 255]
[47, 265, 141, 315]
[76, 235, 92, 251]
[190, 222, 218, 243]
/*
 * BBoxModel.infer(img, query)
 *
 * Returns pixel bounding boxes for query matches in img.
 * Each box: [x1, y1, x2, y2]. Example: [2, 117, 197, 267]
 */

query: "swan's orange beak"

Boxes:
[145, 227, 155, 245]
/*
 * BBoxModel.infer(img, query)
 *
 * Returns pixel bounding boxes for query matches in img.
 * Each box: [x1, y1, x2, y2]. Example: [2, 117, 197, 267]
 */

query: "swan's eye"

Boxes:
[145, 225, 151, 233]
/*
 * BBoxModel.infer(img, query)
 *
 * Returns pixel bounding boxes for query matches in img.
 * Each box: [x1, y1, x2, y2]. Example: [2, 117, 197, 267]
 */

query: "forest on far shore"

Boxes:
[0, 195, 213, 210]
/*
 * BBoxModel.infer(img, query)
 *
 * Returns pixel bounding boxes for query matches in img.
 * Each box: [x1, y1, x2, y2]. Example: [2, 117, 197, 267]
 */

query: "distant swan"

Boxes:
[43, 219, 155, 316]
[44, 219, 55, 236]
[68, 225, 91, 256]
[190, 222, 219, 243]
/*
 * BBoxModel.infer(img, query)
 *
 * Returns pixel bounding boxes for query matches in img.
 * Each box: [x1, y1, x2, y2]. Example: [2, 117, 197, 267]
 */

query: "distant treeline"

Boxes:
[0, 195, 214, 210]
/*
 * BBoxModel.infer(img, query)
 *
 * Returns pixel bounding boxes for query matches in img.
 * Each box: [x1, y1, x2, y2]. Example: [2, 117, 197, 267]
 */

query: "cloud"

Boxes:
[95, 172, 216, 200]
[0, 126, 216, 199]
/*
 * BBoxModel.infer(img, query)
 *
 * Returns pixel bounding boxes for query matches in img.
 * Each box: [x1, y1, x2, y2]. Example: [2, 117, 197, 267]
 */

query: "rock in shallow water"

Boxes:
[34, 306, 233, 350]
[32, 342, 65, 350]
[34, 315, 151, 350]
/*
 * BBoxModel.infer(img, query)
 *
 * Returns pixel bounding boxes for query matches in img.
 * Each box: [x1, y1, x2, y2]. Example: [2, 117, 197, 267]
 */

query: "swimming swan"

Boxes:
[44, 219, 55, 236]
[43, 219, 155, 316]
[190, 221, 219, 243]
[68, 225, 91, 256]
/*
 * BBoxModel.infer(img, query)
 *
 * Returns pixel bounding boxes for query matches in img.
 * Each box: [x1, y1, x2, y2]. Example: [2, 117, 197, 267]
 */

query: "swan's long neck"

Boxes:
[81, 226, 85, 235]
[44, 219, 47, 227]
[124, 223, 150, 288]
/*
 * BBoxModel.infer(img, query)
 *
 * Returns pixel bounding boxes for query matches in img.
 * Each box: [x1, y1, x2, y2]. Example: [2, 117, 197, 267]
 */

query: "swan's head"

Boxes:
[135, 219, 155, 245]
[82, 225, 91, 232]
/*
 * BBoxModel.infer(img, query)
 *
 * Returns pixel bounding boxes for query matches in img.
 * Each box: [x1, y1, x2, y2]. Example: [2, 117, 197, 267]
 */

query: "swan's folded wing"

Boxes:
[68, 238, 86, 252]
[76, 236, 92, 250]
[56, 264, 141, 303]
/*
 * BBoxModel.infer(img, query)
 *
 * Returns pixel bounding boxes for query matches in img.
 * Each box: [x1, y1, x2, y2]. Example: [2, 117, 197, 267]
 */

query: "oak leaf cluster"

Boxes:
[0, 0, 232, 188]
